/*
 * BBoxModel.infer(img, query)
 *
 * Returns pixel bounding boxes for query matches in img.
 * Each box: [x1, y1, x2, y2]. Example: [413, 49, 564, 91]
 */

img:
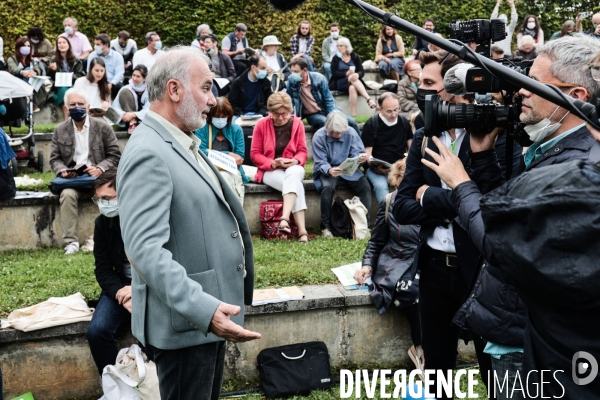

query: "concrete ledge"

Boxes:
[0, 284, 477, 399]
[1, 179, 379, 250]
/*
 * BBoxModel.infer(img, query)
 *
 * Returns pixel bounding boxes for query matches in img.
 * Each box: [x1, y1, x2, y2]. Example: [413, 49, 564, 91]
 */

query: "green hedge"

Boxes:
[1, 0, 599, 66]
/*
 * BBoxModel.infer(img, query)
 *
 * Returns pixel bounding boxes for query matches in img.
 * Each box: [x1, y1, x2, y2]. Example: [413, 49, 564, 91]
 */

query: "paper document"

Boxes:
[214, 78, 230, 89]
[331, 262, 370, 290]
[368, 157, 392, 169]
[337, 156, 361, 176]
[54, 72, 73, 87]
[14, 191, 51, 199]
[207, 150, 239, 174]
[252, 286, 305, 306]
[28, 76, 50, 92]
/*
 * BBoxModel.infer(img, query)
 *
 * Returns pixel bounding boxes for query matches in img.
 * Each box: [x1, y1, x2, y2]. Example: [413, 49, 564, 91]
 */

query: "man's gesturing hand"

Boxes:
[421, 136, 471, 189]
[209, 302, 262, 343]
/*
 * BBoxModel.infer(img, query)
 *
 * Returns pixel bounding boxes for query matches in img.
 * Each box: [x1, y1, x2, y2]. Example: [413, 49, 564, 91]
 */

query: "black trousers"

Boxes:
[232, 59, 249, 76]
[318, 174, 372, 230]
[418, 245, 494, 400]
[152, 340, 226, 400]
[110, 82, 123, 100]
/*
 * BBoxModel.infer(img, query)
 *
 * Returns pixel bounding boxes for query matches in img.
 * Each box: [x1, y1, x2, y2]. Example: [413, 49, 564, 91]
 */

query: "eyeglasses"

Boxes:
[92, 195, 117, 206]
[67, 102, 86, 107]
[382, 109, 399, 116]
[538, 81, 578, 88]
[271, 112, 290, 119]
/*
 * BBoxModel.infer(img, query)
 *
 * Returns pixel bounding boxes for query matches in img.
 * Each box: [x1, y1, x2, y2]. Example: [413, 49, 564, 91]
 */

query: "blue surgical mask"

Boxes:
[207, 48, 215, 55]
[98, 200, 119, 218]
[30, 38, 40, 44]
[336, 51, 343, 58]
[64, 26, 73, 35]
[154, 41, 162, 50]
[69, 107, 87, 122]
[256, 69, 268, 80]
[212, 117, 228, 129]
[289, 73, 301, 83]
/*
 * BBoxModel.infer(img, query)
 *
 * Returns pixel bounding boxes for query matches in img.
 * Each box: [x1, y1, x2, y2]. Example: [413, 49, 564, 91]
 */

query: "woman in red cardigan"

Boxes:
[250, 92, 309, 243]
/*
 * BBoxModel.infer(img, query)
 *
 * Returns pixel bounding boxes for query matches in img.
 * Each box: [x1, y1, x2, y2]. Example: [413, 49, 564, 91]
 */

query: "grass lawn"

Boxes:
[2, 123, 57, 134]
[0, 236, 369, 317]
[14, 171, 55, 192]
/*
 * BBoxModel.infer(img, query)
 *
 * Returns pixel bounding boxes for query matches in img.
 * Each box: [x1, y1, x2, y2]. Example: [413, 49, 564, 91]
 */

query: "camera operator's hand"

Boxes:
[470, 127, 503, 153]
[421, 137, 471, 190]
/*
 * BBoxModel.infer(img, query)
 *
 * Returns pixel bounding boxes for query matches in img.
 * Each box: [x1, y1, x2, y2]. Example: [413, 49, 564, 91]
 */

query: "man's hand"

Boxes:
[60, 169, 77, 178]
[115, 285, 132, 304]
[125, 61, 131, 68]
[123, 298, 132, 313]
[209, 302, 261, 342]
[470, 127, 502, 153]
[84, 166, 103, 176]
[416, 184, 429, 203]
[353, 267, 372, 285]
[374, 165, 390, 175]
[266, 67, 273, 75]
[329, 167, 343, 177]
[421, 137, 471, 189]
[358, 153, 368, 164]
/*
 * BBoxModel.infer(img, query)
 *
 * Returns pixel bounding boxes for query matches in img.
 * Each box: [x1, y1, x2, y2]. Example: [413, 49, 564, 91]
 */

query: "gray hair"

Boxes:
[537, 35, 600, 96]
[146, 46, 209, 102]
[520, 35, 535, 47]
[325, 110, 349, 134]
[63, 88, 89, 105]
[145, 31, 158, 45]
[196, 24, 211, 36]
[337, 37, 353, 54]
[63, 17, 78, 27]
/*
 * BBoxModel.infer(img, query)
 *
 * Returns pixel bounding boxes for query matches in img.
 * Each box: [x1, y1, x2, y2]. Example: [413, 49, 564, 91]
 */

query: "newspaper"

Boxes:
[207, 150, 238, 174]
[28, 75, 50, 92]
[368, 157, 392, 169]
[337, 156, 361, 176]
[213, 78, 230, 89]
[331, 262, 371, 290]
[252, 286, 304, 306]
[54, 72, 73, 87]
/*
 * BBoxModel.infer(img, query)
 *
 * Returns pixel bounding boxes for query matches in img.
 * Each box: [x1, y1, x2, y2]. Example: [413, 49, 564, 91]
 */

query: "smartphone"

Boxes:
[579, 11, 591, 19]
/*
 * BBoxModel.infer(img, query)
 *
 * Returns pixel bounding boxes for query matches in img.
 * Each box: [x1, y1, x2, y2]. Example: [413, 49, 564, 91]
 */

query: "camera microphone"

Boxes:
[443, 63, 476, 96]
[268, 0, 309, 11]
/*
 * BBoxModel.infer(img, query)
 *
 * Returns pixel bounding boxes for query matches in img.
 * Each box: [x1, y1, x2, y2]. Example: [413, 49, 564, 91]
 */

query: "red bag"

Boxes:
[259, 200, 298, 239]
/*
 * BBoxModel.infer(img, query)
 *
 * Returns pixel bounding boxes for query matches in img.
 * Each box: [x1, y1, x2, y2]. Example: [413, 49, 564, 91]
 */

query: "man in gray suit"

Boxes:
[117, 46, 260, 399]
[50, 88, 121, 254]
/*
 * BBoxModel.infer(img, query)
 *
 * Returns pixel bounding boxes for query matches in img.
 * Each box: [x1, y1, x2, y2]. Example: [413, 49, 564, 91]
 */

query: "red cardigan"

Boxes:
[250, 116, 308, 183]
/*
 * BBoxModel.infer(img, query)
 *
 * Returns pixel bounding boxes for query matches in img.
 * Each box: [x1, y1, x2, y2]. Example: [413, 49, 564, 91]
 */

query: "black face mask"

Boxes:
[416, 88, 442, 114]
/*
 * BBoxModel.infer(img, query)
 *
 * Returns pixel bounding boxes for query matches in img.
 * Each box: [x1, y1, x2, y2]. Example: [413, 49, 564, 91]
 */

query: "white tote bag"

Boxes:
[344, 196, 370, 239]
[100, 344, 161, 400]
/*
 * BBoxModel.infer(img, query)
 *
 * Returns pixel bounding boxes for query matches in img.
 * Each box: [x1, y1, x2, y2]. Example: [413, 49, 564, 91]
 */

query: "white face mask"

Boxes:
[331, 31, 339, 39]
[527, 22, 536, 30]
[379, 113, 398, 126]
[524, 105, 570, 143]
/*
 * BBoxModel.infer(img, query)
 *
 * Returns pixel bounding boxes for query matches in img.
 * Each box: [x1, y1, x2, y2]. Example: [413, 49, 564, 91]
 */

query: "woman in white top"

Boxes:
[73, 57, 111, 117]
[110, 64, 149, 133]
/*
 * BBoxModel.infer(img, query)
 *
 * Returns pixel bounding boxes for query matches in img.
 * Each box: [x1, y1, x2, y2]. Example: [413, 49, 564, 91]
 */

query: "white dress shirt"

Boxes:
[72, 116, 91, 167]
[421, 128, 466, 253]
[132, 48, 165, 71]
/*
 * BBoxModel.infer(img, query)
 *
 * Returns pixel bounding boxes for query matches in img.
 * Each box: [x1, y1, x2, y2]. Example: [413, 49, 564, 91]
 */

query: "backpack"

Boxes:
[330, 196, 353, 239]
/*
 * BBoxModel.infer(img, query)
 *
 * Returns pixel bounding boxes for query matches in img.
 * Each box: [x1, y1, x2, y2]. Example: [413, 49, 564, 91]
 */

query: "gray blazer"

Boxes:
[49, 117, 121, 175]
[116, 114, 254, 350]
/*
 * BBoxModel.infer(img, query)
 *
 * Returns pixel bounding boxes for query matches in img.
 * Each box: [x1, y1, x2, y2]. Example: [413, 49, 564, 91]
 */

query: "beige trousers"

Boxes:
[59, 188, 85, 244]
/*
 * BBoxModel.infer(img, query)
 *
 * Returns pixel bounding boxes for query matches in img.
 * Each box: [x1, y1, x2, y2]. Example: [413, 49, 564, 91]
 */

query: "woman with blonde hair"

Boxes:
[250, 92, 309, 243]
[355, 157, 424, 373]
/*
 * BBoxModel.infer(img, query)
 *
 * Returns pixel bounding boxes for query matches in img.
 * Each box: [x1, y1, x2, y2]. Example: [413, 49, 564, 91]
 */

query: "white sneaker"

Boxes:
[321, 229, 334, 238]
[64, 241, 80, 255]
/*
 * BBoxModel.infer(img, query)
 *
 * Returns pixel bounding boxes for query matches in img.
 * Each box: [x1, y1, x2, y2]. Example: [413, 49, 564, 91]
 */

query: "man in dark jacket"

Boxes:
[86, 168, 153, 375]
[392, 50, 522, 399]
[421, 36, 600, 399]
[201, 34, 236, 96]
[228, 54, 272, 117]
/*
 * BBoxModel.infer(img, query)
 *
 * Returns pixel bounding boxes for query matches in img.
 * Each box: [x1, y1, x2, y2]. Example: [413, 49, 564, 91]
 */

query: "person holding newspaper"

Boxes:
[312, 110, 371, 238]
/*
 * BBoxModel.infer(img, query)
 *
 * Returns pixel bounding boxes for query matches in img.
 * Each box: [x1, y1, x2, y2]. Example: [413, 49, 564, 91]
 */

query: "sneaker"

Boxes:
[128, 122, 137, 134]
[64, 241, 80, 255]
[32, 105, 40, 113]
[321, 228, 334, 238]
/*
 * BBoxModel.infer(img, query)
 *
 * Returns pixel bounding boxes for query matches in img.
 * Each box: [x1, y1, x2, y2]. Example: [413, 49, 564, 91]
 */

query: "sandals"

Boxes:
[278, 218, 292, 235]
[298, 233, 309, 244]
[367, 98, 377, 109]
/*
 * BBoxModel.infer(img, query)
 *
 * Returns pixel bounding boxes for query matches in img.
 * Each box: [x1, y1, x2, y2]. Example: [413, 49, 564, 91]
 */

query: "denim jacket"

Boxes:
[287, 72, 335, 118]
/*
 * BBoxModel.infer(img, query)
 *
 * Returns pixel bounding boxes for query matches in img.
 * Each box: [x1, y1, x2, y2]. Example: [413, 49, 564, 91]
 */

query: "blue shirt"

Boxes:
[243, 75, 260, 114]
[312, 126, 366, 191]
[484, 342, 524, 360]
[524, 124, 586, 167]
[87, 49, 125, 85]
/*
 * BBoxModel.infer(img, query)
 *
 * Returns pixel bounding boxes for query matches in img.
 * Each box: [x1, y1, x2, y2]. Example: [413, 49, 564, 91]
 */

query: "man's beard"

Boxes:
[176, 90, 207, 131]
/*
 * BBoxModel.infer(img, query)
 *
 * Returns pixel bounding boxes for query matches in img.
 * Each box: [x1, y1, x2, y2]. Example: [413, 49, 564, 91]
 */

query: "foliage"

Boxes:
[2, 0, 599, 70]
[2, 124, 57, 134]
[14, 170, 55, 191]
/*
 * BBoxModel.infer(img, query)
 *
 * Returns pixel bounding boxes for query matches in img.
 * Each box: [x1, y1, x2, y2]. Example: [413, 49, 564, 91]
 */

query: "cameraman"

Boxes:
[392, 49, 522, 399]
[421, 36, 600, 398]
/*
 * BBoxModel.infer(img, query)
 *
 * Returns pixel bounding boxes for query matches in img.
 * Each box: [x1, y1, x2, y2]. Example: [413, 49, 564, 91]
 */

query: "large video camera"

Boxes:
[449, 19, 506, 57]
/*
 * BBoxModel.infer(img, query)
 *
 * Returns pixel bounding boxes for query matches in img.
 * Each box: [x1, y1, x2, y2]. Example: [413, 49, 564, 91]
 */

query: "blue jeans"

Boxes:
[378, 58, 405, 76]
[366, 167, 389, 206]
[491, 352, 525, 400]
[152, 341, 226, 400]
[323, 62, 332, 81]
[305, 108, 360, 136]
[87, 290, 153, 375]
